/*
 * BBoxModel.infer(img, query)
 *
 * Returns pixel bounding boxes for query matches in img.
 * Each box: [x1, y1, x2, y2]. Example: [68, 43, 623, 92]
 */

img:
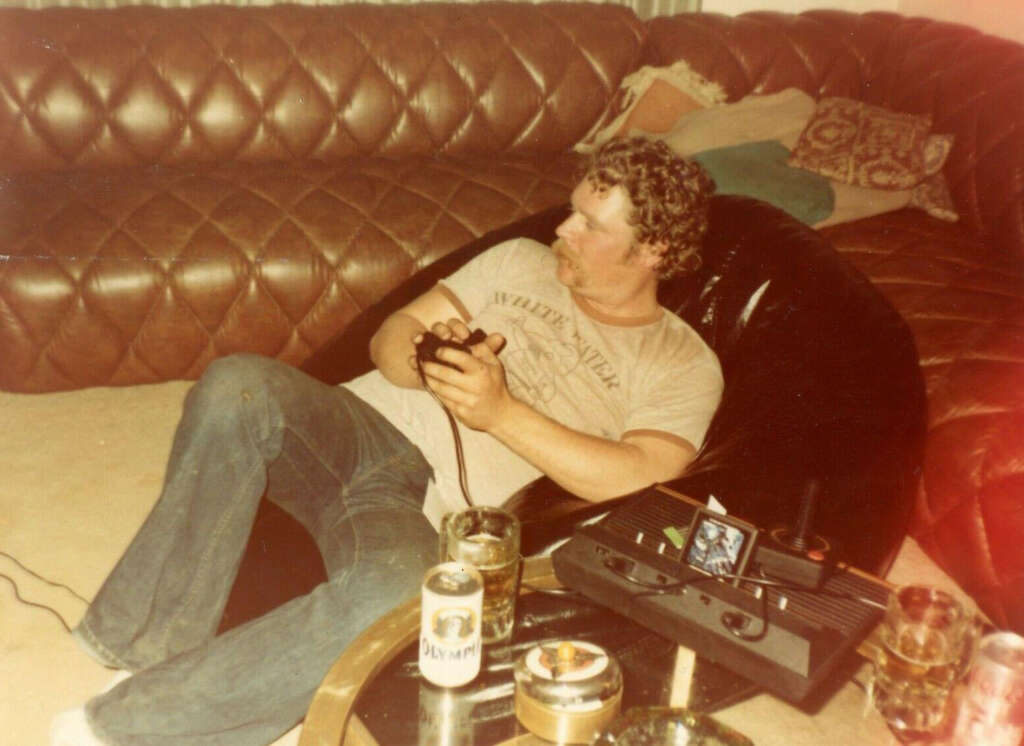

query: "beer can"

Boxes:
[953, 631, 1024, 746]
[419, 562, 483, 688]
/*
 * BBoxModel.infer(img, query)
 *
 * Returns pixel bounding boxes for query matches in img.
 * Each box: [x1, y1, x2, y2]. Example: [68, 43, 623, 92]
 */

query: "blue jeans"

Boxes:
[75, 354, 436, 745]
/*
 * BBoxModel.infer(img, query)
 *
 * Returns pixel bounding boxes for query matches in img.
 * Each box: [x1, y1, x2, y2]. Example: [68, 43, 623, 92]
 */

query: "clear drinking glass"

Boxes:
[439, 506, 521, 644]
[870, 585, 976, 739]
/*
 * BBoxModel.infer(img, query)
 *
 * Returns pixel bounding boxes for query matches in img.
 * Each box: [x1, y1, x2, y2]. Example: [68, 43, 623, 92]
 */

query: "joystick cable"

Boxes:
[416, 349, 474, 508]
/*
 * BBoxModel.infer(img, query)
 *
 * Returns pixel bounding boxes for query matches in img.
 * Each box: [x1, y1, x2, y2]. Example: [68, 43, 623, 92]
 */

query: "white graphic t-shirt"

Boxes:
[344, 238, 723, 528]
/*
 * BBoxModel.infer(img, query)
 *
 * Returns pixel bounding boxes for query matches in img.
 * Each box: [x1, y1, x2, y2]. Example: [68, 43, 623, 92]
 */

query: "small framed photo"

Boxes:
[682, 508, 759, 583]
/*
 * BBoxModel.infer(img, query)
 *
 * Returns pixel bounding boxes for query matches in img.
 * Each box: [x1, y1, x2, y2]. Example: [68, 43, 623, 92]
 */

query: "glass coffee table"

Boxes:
[298, 556, 688, 745]
[298, 555, 899, 746]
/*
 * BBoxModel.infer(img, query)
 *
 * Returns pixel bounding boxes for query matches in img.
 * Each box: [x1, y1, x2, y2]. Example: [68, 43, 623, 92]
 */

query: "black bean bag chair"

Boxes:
[219, 195, 925, 631]
[503, 196, 926, 576]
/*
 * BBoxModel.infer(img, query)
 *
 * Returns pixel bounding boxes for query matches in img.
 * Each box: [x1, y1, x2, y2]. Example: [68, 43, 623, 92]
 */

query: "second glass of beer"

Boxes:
[870, 584, 976, 739]
[440, 506, 521, 644]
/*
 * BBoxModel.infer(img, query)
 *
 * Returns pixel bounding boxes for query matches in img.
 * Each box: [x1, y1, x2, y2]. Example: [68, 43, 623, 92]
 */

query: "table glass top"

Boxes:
[353, 589, 681, 744]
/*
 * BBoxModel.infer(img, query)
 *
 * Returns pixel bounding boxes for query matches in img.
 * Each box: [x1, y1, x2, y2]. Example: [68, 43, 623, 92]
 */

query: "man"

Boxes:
[53, 137, 722, 746]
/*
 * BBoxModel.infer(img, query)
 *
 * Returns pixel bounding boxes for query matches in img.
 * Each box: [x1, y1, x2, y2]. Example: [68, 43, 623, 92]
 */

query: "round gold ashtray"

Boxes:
[513, 640, 623, 744]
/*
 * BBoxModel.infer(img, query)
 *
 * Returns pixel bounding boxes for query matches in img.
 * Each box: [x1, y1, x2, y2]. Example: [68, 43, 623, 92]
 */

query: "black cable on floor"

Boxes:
[0, 549, 88, 634]
[0, 549, 89, 603]
[0, 572, 75, 633]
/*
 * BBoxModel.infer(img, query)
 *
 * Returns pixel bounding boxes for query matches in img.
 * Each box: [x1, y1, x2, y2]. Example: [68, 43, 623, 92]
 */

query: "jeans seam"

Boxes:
[74, 623, 133, 670]
[336, 433, 430, 583]
[275, 446, 333, 541]
[155, 460, 263, 653]
[335, 446, 430, 605]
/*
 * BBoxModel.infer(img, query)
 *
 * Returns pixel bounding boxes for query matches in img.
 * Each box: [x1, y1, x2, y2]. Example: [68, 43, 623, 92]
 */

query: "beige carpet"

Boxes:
[0, 380, 980, 745]
[0, 382, 298, 745]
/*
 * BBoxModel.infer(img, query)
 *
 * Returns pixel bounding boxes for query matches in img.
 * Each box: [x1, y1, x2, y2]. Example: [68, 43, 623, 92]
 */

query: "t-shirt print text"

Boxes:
[492, 291, 621, 407]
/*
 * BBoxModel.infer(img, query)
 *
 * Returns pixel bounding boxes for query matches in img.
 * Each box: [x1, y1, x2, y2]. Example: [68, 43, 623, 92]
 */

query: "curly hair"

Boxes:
[583, 137, 716, 279]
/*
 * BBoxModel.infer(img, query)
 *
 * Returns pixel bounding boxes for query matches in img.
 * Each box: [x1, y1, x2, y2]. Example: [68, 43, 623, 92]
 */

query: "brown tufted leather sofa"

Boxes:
[1, 4, 1022, 635]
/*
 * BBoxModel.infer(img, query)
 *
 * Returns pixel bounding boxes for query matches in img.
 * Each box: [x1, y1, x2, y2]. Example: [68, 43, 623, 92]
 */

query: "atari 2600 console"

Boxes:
[550, 485, 889, 704]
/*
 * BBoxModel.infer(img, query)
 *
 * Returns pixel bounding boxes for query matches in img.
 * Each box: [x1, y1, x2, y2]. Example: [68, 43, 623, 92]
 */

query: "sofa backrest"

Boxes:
[644, 10, 1024, 262]
[0, 2, 644, 174]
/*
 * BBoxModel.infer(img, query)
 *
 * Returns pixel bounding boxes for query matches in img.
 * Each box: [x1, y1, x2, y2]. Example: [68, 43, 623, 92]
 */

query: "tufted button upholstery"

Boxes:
[0, 4, 643, 172]
[0, 2, 648, 391]
[0, 156, 580, 390]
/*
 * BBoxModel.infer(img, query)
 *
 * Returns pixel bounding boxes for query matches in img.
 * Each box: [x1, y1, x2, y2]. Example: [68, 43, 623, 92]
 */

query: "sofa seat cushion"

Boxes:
[823, 210, 1024, 631]
[0, 155, 579, 392]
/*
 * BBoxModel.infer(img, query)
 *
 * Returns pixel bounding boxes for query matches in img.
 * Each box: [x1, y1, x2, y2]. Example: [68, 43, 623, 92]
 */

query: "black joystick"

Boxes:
[787, 479, 820, 553]
[757, 480, 835, 588]
[415, 329, 488, 371]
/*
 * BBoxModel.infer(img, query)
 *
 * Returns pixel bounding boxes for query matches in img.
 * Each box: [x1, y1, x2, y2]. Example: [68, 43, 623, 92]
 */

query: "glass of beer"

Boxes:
[870, 584, 975, 739]
[440, 506, 521, 644]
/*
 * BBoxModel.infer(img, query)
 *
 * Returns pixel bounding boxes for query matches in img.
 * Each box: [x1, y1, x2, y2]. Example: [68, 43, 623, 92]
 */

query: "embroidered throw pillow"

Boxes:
[788, 98, 934, 190]
[922, 132, 955, 177]
[910, 174, 959, 222]
[910, 132, 959, 221]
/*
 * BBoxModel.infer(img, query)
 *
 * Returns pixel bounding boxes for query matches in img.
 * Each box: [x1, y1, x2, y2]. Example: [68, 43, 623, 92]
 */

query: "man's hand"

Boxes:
[370, 287, 468, 389]
[413, 319, 509, 430]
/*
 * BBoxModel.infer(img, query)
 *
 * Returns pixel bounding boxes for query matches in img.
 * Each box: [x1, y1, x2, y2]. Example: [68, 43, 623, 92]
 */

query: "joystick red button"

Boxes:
[808, 549, 825, 562]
